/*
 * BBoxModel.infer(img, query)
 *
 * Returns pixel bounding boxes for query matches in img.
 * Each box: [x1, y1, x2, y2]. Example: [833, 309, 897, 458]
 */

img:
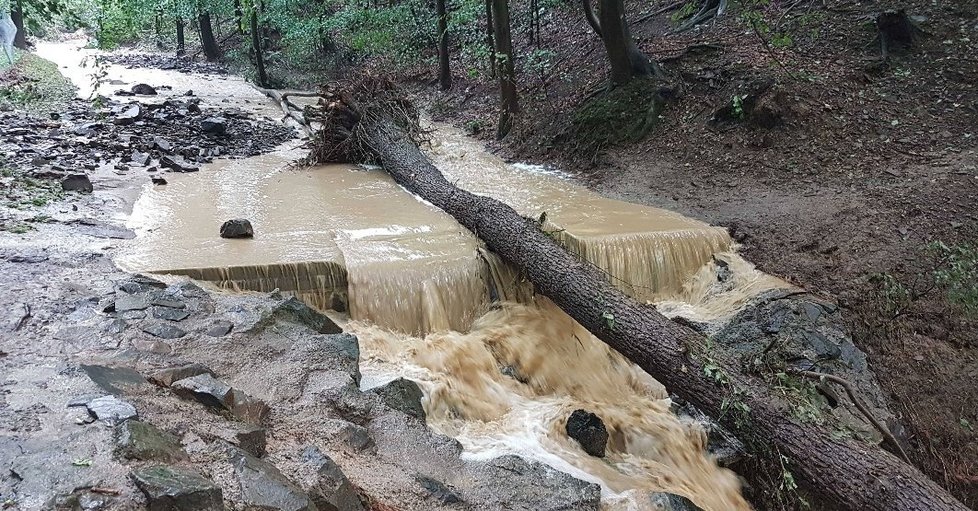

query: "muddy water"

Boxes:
[71, 39, 793, 509]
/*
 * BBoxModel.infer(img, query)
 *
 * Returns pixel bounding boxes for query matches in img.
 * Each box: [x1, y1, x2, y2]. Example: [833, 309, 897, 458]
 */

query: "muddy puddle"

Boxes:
[46, 40, 791, 510]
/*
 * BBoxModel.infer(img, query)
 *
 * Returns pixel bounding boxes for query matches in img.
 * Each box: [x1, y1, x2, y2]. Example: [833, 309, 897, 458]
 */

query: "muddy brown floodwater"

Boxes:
[47, 39, 789, 510]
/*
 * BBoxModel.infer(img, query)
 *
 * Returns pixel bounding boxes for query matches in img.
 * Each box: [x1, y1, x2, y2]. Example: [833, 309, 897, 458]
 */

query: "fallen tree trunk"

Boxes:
[253, 86, 320, 136]
[310, 79, 969, 511]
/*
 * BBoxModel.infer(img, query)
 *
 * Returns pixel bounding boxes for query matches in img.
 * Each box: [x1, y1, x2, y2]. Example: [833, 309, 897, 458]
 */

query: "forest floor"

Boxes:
[411, 0, 978, 506]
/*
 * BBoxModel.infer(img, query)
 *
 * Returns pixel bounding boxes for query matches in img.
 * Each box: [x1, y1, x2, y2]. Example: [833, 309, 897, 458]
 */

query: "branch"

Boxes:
[581, 0, 602, 38]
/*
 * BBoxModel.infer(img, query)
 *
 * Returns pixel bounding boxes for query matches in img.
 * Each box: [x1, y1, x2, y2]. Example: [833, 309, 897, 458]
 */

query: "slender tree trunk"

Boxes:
[491, 0, 518, 138]
[11, 0, 27, 50]
[250, 8, 268, 87]
[485, 0, 495, 78]
[311, 100, 973, 511]
[436, 0, 452, 90]
[176, 18, 186, 56]
[198, 12, 221, 61]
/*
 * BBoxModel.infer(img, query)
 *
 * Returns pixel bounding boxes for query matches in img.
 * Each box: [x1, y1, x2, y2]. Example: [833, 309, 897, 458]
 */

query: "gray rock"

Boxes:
[649, 492, 704, 511]
[481, 455, 601, 510]
[161, 154, 199, 173]
[204, 320, 233, 337]
[117, 275, 168, 294]
[131, 150, 151, 166]
[153, 137, 172, 152]
[339, 423, 374, 452]
[131, 83, 158, 95]
[81, 364, 151, 395]
[115, 420, 188, 461]
[131, 465, 223, 511]
[200, 117, 226, 134]
[231, 448, 316, 511]
[4, 302, 30, 332]
[670, 395, 745, 468]
[235, 424, 267, 457]
[153, 306, 190, 322]
[115, 293, 153, 312]
[371, 378, 425, 420]
[141, 321, 187, 339]
[416, 475, 463, 505]
[148, 363, 215, 387]
[103, 318, 128, 334]
[172, 374, 233, 409]
[113, 104, 142, 126]
[220, 218, 254, 239]
[85, 395, 137, 424]
[152, 296, 186, 309]
[61, 174, 93, 193]
[132, 339, 173, 354]
[299, 446, 365, 511]
[565, 409, 608, 457]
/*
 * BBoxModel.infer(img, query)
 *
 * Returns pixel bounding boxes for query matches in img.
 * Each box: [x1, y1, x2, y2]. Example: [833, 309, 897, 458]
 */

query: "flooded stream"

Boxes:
[46, 39, 791, 510]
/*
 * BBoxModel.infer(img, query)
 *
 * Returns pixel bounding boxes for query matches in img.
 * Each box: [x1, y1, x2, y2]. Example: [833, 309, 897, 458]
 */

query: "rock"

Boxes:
[81, 364, 152, 395]
[73, 122, 101, 137]
[152, 296, 187, 309]
[104, 318, 128, 333]
[671, 396, 745, 469]
[4, 302, 30, 332]
[113, 104, 142, 126]
[85, 395, 138, 424]
[117, 275, 168, 294]
[115, 420, 188, 461]
[204, 320, 233, 337]
[131, 465, 223, 511]
[482, 455, 601, 509]
[220, 218, 254, 239]
[148, 363, 216, 387]
[371, 378, 425, 420]
[153, 136, 173, 152]
[115, 293, 153, 312]
[200, 117, 226, 134]
[61, 174, 93, 193]
[417, 475, 463, 505]
[153, 306, 190, 322]
[235, 424, 267, 457]
[132, 339, 173, 354]
[131, 83, 158, 95]
[231, 448, 316, 511]
[231, 390, 271, 424]
[141, 321, 187, 339]
[339, 423, 374, 452]
[161, 154, 199, 173]
[565, 409, 608, 457]
[257, 297, 343, 336]
[649, 492, 705, 511]
[131, 151, 151, 165]
[299, 446, 365, 511]
[151, 175, 168, 185]
[172, 374, 233, 409]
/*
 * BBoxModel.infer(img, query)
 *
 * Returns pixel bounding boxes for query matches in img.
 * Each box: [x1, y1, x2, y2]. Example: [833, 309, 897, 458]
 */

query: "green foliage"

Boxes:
[670, 1, 696, 25]
[323, 0, 433, 66]
[569, 79, 668, 158]
[0, 53, 76, 113]
[929, 241, 978, 314]
[731, 94, 745, 119]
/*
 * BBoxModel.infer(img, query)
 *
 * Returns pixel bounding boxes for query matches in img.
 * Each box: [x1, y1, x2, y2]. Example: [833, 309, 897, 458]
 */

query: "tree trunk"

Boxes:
[583, 0, 659, 85]
[250, 8, 268, 88]
[490, 0, 518, 138]
[436, 0, 452, 90]
[234, 0, 246, 35]
[176, 17, 186, 56]
[198, 12, 221, 61]
[11, 0, 27, 50]
[314, 100, 972, 511]
[484, 0, 495, 78]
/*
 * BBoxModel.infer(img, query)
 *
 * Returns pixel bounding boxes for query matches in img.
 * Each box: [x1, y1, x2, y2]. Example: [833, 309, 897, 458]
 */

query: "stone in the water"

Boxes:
[115, 420, 188, 461]
[649, 492, 705, 511]
[565, 409, 608, 457]
[371, 378, 425, 420]
[299, 446, 365, 511]
[153, 306, 190, 322]
[151, 175, 168, 185]
[148, 363, 215, 387]
[231, 448, 316, 511]
[220, 218, 254, 239]
[171, 374, 233, 409]
[61, 174, 93, 193]
[141, 321, 187, 339]
[131, 83, 158, 95]
[85, 395, 138, 424]
[131, 465, 223, 511]
[200, 117, 226, 134]
[204, 320, 233, 337]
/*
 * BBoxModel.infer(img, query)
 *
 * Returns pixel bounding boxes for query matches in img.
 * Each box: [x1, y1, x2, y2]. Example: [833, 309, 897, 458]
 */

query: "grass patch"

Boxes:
[0, 50, 77, 114]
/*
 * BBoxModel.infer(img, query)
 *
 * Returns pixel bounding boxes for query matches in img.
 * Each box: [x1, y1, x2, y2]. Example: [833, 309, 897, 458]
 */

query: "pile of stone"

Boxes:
[103, 53, 229, 75]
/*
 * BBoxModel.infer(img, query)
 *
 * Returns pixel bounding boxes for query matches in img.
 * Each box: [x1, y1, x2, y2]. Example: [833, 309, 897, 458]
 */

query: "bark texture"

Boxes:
[436, 0, 452, 91]
[176, 17, 186, 56]
[11, 0, 26, 50]
[199, 12, 220, 61]
[582, 0, 661, 84]
[250, 8, 268, 87]
[490, 0, 518, 138]
[312, 92, 972, 511]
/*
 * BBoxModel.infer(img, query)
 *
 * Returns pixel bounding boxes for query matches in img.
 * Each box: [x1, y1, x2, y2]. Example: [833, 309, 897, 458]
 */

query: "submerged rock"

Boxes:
[565, 409, 608, 457]
[115, 420, 188, 461]
[371, 378, 425, 420]
[231, 448, 316, 511]
[220, 218, 254, 239]
[131, 465, 223, 511]
[61, 174, 93, 193]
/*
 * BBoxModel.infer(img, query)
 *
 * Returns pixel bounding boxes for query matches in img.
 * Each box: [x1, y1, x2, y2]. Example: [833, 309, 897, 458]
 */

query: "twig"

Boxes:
[750, 20, 798, 80]
[789, 369, 911, 463]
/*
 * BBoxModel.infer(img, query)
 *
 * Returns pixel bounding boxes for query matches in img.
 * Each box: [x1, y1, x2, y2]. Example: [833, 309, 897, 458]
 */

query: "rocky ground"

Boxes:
[102, 54, 228, 76]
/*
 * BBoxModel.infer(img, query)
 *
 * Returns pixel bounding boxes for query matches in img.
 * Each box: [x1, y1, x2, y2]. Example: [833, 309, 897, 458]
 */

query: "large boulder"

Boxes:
[298, 446, 365, 511]
[115, 420, 188, 462]
[230, 448, 316, 511]
[371, 378, 425, 420]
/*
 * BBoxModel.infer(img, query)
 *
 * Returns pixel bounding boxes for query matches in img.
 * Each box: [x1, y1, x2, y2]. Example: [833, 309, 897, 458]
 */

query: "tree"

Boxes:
[490, 0, 517, 138]
[198, 10, 220, 60]
[11, 0, 27, 49]
[249, 2, 267, 86]
[435, 0, 451, 90]
[581, 0, 662, 85]
[175, 16, 185, 55]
